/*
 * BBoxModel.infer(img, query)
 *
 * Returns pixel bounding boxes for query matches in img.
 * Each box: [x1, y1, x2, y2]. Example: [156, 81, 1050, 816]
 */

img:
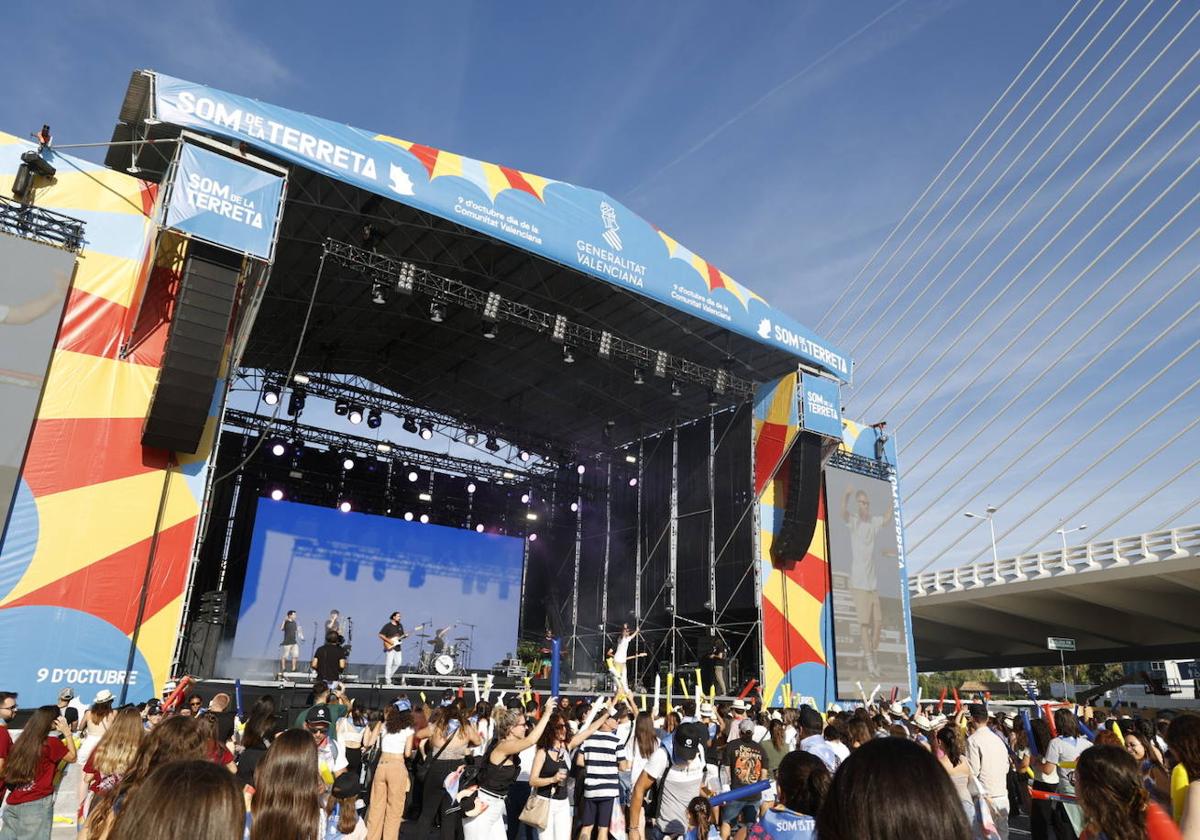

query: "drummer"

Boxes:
[430, 624, 454, 655]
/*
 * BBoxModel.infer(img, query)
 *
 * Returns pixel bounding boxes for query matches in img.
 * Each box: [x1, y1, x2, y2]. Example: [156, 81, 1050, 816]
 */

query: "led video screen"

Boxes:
[232, 499, 526, 673]
[825, 468, 912, 696]
[0, 235, 75, 533]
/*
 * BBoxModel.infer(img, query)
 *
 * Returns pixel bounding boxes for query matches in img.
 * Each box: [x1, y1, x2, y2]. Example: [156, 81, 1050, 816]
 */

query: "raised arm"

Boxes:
[567, 708, 612, 750]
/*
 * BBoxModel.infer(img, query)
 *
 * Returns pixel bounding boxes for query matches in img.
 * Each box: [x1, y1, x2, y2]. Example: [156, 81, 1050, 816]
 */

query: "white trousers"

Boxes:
[385, 648, 403, 681]
[463, 789, 508, 840]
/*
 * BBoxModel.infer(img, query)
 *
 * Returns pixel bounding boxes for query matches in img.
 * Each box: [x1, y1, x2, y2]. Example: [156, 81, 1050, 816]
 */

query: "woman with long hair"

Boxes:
[472, 701, 494, 757]
[817, 737, 971, 840]
[759, 718, 789, 778]
[197, 711, 236, 772]
[413, 703, 482, 840]
[758, 750, 830, 840]
[934, 725, 972, 824]
[325, 773, 367, 839]
[237, 696, 282, 790]
[250, 728, 322, 840]
[366, 706, 413, 840]
[1075, 744, 1181, 840]
[1024, 717, 1057, 840]
[630, 711, 662, 789]
[0, 706, 76, 839]
[77, 691, 116, 802]
[530, 709, 613, 840]
[1166, 713, 1200, 836]
[84, 714, 207, 840]
[337, 700, 369, 778]
[1042, 708, 1093, 840]
[846, 718, 872, 751]
[81, 708, 144, 825]
[1124, 721, 1171, 812]
[463, 701, 556, 840]
[686, 796, 718, 840]
[107, 759, 245, 840]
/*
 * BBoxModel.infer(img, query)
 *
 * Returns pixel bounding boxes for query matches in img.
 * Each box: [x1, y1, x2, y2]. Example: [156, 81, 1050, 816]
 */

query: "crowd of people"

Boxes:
[2, 681, 1200, 840]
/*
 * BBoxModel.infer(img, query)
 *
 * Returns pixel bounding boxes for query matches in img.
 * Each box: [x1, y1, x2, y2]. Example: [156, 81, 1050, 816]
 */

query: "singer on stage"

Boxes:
[378, 612, 405, 684]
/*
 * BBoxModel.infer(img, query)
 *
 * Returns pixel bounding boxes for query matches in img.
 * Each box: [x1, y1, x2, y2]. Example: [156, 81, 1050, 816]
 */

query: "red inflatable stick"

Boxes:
[952, 688, 962, 714]
[161, 676, 193, 713]
[1044, 705, 1057, 737]
[533, 691, 541, 711]
[936, 688, 947, 713]
[737, 679, 758, 699]
[889, 686, 899, 704]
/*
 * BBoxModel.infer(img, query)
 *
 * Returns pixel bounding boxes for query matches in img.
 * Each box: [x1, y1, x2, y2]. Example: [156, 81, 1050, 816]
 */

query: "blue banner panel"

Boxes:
[165, 143, 283, 259]
[151, 73, 851, 380]
[801, 373, 843, 440]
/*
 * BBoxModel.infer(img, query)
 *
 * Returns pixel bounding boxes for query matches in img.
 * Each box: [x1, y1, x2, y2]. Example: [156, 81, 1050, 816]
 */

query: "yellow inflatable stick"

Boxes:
[666, 672, 675, 714]
[1171, 763, 1189, 822]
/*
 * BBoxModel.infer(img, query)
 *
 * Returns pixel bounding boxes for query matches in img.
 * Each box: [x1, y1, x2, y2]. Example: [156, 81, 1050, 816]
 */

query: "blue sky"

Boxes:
[4, 0, 1196, 572]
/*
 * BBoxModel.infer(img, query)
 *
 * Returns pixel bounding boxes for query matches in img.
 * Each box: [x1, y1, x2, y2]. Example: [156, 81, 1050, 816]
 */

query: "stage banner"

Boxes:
[755, 374, 835, 708]
[164, 143, 283, 259]
[800, 373, 842, 440]
[0, 134, 219, 707]
[150, 73, 852, 380]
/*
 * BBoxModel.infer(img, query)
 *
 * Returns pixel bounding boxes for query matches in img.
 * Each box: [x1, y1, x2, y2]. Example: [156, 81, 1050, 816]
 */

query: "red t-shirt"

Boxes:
[5, 737, 69, 805]
[0, 725, 12, 761]
[83, 753, 122, 797]
[1079, 803, 1182, 840]
[206, 741, 234, 766]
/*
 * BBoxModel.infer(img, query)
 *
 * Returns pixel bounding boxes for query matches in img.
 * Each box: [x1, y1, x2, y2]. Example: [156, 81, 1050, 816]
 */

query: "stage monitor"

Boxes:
[825, 468, 912, 697]
[231, 499, 526, 673]
[0, 235, 75, 537]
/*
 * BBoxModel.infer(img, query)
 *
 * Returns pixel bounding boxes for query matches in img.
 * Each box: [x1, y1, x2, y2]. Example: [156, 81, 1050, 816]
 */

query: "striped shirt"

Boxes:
[581, 731, 627, 799]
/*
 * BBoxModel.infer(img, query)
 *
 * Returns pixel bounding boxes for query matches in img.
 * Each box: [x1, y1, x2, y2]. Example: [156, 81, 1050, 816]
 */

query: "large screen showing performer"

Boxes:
[232, 498, 526, 675]
[825, 468, 912, 697]
[0, 236, 74, 536]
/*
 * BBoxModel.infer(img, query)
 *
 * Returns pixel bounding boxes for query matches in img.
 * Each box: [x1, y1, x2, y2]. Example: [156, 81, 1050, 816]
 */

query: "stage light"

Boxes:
[481, 322, 497, 340]
[292, 373, 310, 385]
[376, 443, 392, 454]
[404, 512, 414, 521]
[270, 488, 284, 501]
[670, 380, 682, 398]
[526, 512, 538, 521]
[562, 345, 575, 364]
[262, 383, 281, 405]
[348, 405, 364, 425]
[625, 454, 637, 464]
[403, 416, 418, 434]
[467, 482, 477, 494]
[373, 562, 386, 582]
[570, 502, 579, 513]
[270, 440, 287, 457]
[633, 368, 645, 385]
[286, 387, 306, 417]
[408, 471, 419, 483]
[429, 301, 446, 323]
[339, 500, 352, 513]
[576, 464, 586, 475]
[419, 425, 433, 440]
[528, 533, 538, 542]
[519, 450, 530, 462]
[502, 470, 516, 479]
[475, 523, 485, 533]
[654, 350, 668, 378]
[551, 314, 567, 342]
[465, 430, 479, 446]
[418, 492, 432, 502]
[521, 493, 531, 504]
[396, 262, 417, 294]
[367, 407, 383, 429]
[629, 477, 638, 487]
[485, 436, 501, 452]
[343, 456, 355, 470]
[334, 398, 349, 416]
[419, 513, 430, 524]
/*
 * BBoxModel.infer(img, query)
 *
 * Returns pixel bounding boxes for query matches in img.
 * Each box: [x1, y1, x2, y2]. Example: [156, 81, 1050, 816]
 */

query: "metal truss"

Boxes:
[827, 449, 894, 481]
[0, 195, 86, 253]
[322, 238, 755, 399]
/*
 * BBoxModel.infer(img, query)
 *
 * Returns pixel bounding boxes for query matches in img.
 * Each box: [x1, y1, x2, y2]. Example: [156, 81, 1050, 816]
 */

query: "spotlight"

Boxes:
[562, 345, 575, 364]
[270, 488, 284, 501]
[526, 512, 538, 521]
[519, 450, 530, 462]
[576, 464, 586, 475]
[629, 477, 638, 487]
[625, 454, 638, 464]
[475, 523, 485, 533]
[419, 425, 433, 440]
[465, 430, 479, 446]
[502, 471, 516, 480]
[371, 280, 388, 304]
[481, 321, 497, 339]
[528, 533, 538, 542]
[286, 387, 306, 417]
[334, 398, 349, 416]
[348, 405, 364, 425]
[467, 482, 477, 494]
[670, 380, 682, 398]
[376, 443, 392, 454]
[418, 492, 432, 502]
[339, 500, 352, 513]
[570, 502, 579, 513]
[367, 407, 383, 429]
[263, 383, 281, 405]
[404, 511, 414, 521]
[270, 440, 286, 457]
[419, 513, 430, 524]
[342, 456, 355, 470]
[403, 416, 419, 434]
[633, 368, 645, 385]
[521, 493, 530, 504]
[485, 436, 501, 452]
[429, 301, 446, 323]
[408, 471, 419, 483]
[292, 373, 310, 385]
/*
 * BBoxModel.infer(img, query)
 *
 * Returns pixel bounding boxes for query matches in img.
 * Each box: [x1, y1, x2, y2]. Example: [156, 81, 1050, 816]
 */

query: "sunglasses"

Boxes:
[189, 701, 202, 706]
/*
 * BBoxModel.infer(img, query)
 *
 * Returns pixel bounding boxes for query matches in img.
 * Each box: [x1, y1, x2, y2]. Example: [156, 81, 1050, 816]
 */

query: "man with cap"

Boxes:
[56, 687, 80, 731]
[797, 706, 840, 773]
[630, 722, 711, 840]
[304, 704, 348, 783]
[966, 703, 1010, 839]
[719, 720, 768, 839]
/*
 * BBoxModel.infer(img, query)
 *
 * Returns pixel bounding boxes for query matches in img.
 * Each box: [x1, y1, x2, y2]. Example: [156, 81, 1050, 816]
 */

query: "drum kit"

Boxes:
[416, 633, 472, 675]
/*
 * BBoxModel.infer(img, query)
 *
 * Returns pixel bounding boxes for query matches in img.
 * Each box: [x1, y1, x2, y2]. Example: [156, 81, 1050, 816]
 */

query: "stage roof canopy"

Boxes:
[108, 70, 850, 455]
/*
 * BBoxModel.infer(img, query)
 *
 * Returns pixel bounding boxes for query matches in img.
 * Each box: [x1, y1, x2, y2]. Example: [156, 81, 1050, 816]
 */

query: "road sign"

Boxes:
[1047, 636, 1076, 652]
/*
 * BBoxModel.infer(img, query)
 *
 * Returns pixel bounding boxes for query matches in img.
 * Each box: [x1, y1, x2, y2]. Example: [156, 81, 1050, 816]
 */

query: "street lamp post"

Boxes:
[1056, 523, 1088, 558]
[964, 505, 999, 564]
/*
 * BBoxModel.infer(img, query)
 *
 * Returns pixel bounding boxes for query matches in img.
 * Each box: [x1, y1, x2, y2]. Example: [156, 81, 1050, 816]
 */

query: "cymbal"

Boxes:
[453, 637, 470, 641]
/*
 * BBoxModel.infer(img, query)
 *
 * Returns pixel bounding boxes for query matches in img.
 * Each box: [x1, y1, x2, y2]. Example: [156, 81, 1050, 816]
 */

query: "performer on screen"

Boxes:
[279, 609, 304, 674]
[325, 609, 342, 637]
[841, 488, 893, 678]
[378, 612, 406, 684]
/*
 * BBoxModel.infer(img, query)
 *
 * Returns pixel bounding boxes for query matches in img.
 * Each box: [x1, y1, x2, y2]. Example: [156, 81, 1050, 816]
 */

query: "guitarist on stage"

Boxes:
[379, 612, 407, 684]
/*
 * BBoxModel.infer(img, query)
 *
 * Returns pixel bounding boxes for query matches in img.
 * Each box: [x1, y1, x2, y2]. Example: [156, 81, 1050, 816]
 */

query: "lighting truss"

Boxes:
[322, 238, 756, 399]
[0, 195, 86, 252]
[827, 449, 894, 481]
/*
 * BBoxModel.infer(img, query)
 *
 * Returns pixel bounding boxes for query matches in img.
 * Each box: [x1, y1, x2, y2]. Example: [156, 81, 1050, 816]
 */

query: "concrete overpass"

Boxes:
[909, 524, 1200, 670]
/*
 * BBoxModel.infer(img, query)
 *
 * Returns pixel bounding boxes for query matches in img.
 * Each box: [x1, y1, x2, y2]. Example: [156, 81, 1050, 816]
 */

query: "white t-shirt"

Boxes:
[644, 749, 708, 835]
[614, 634, 634, 665]
[848, 514, 885, 590]
[1044, 736, 1090, 793]
[317, 737, 349, 776]
[828, 740, 850, 763]
[967, 728, 1010, 800]
[800, 734, 840, 772]
[629, 738, 660, 790]
[517, 744, 536, 783]
[380, 727, 412, 755]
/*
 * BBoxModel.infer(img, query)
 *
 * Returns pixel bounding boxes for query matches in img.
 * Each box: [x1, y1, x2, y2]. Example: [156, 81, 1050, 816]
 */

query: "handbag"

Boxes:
[519, 791, 551, 829]
[414, 736, 453, 787]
